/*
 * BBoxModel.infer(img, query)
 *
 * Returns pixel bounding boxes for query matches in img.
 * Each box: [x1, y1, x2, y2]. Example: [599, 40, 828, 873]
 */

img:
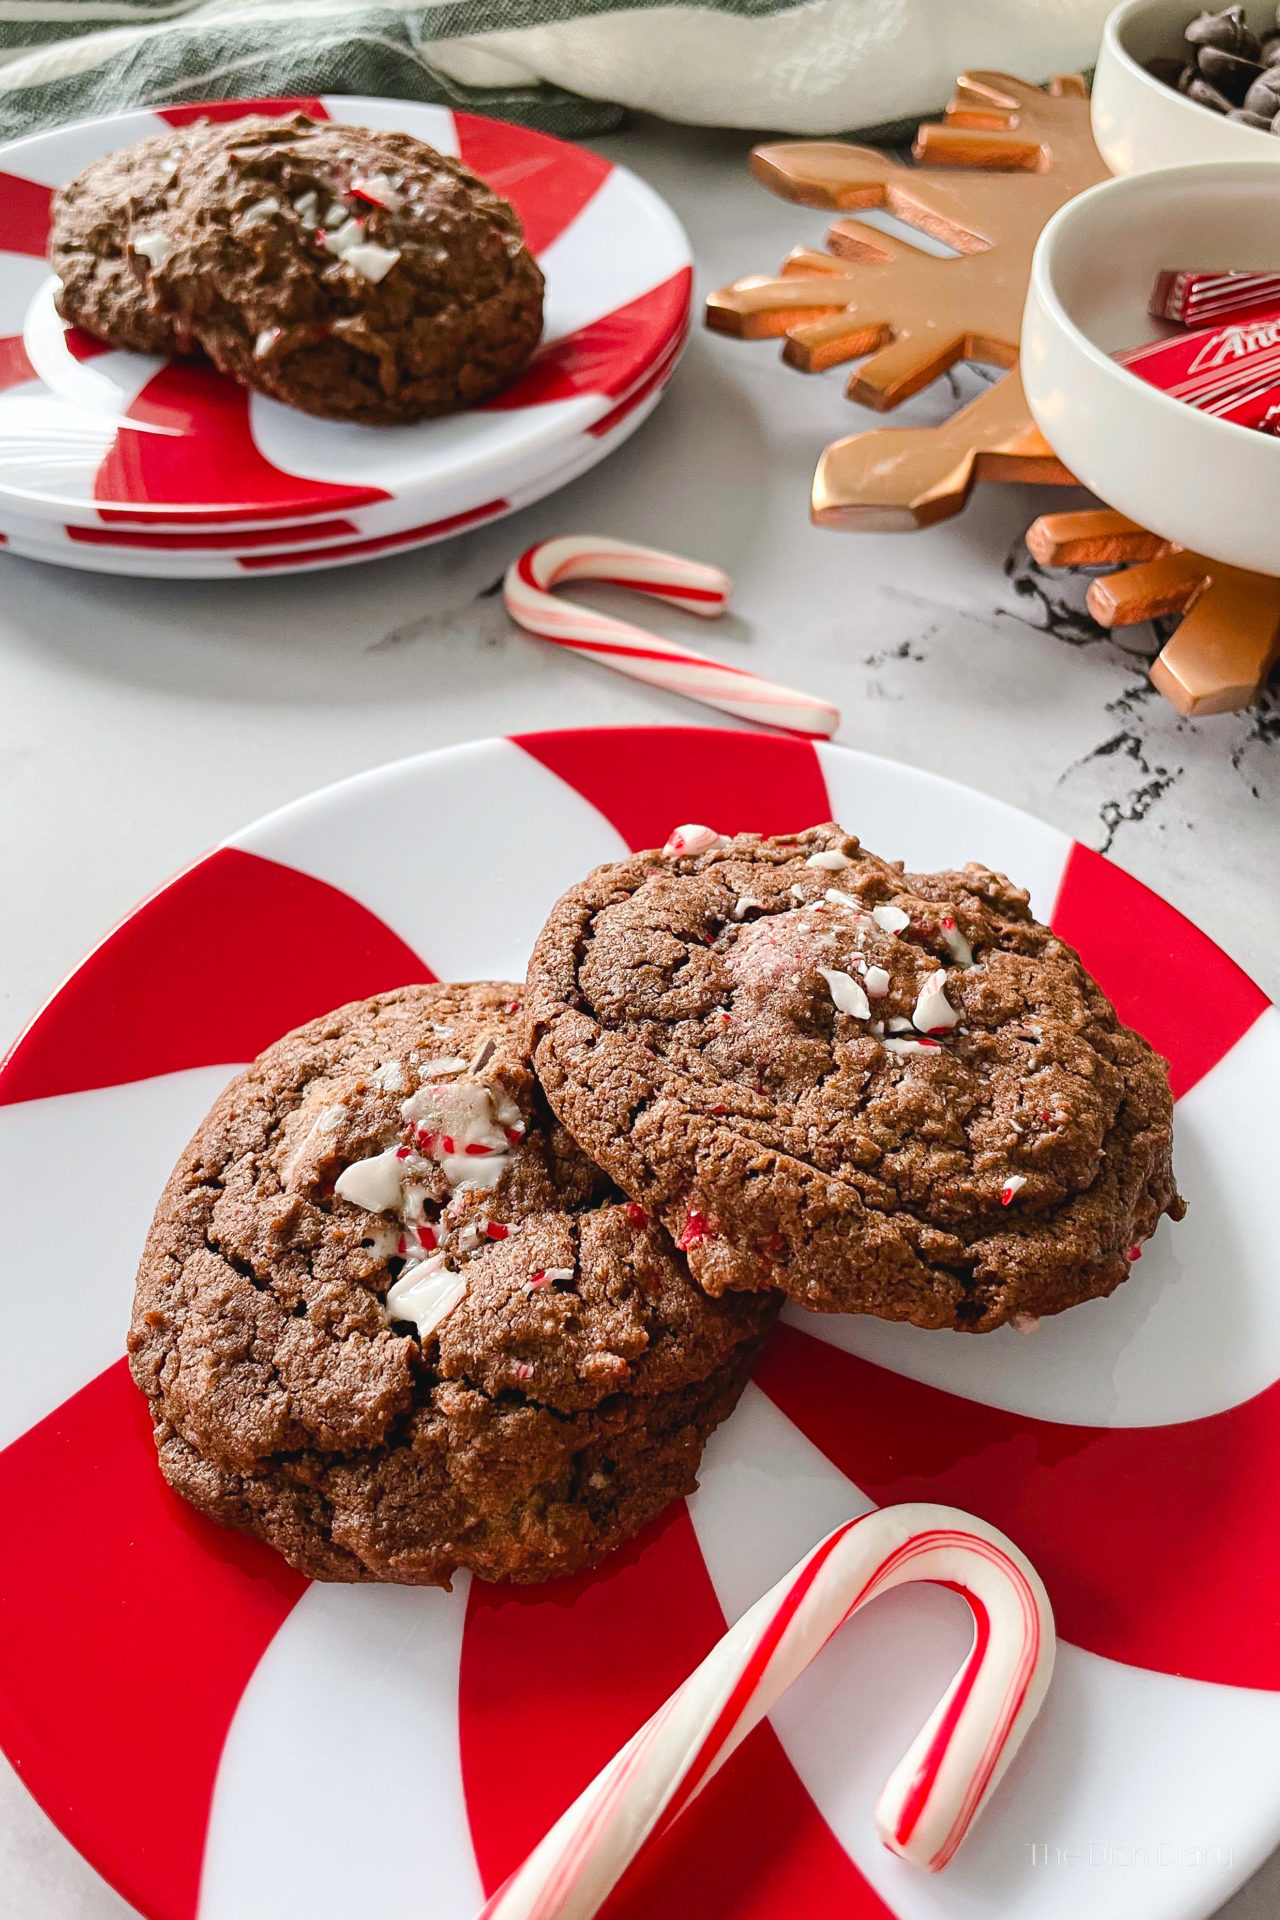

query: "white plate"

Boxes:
[0, 727, 1276, 1920]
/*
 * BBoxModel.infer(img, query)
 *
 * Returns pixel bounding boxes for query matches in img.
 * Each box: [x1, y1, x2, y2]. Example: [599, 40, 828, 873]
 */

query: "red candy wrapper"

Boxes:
[1151, 269, 1280, 329]
[1116, 308, 1280, 420]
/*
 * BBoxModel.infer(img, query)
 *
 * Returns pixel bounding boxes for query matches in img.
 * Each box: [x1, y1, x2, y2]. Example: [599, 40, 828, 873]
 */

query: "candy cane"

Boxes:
[478, 1504, 1054, 1920]
[503, 536, 839, 738]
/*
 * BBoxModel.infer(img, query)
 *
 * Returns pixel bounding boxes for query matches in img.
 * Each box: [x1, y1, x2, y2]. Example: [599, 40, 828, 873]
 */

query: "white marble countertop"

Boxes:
[1, 113, 1277, 1920]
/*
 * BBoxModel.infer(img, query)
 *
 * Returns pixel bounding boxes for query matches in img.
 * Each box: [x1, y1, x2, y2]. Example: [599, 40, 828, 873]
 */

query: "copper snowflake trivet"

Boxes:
[705, 72, 1106, 528]
[1025, 509, 1280, 717]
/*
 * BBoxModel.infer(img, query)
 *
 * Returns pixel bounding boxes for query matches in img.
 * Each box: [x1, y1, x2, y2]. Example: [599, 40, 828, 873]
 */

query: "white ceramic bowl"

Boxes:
[1093, 0, 1280, 174]
[1022, 160, 1280, 574]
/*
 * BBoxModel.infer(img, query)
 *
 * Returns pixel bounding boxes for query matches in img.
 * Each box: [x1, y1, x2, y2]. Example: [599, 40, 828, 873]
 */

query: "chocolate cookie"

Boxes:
[129, 983, 775, 1586]
[49, 125, 208, 355]
[134, 114, 542, 422]
[527, 825, 1184, 1332]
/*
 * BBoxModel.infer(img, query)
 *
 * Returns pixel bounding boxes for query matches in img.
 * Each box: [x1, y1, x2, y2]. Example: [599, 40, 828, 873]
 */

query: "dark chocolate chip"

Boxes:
[1145, 54, 1187, 85]
[1244, 70, 1280, 112]
[1186, 5, 1262, 58]
[1198, 45, 1265, 98]
[1187, 72, 1238, 110]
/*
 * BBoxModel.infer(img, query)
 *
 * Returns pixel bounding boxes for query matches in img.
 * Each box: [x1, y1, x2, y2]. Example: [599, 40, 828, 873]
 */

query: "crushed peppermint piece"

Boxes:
[789, 885, 806, 901]
[887, 1016, 913, 1032]
[324, 200, 351, 226]
[484, 1221, 509, 1240]
[385, 1257, 466, 1339]
[1128, 1243, 1142, 1261]
[317, 1103, 348, 1132]
[824, 887, 860, 909]
[511, 1360, 535, 1381]
[806, 849, 852, 870]
[863, 965, 891, 996]
[292, 189, 319, 227]
[344, 242, 402, 283]
[335, 1146, 406, 1213]
[1010, 1313, 1040, 1335]
[253, 326, 281, 359]
[913, 969, 959, 1034]
[678, 1208, 711, 1250]
[350, 171, 405, 210]
[420, 1055, 468, 1079]
[241, 196, 280, 226]
[872, 904, 910, 934]
[626, 1202, 647, 1228]
[818, 966, 871, 1019]
[401, 1081, 510, 1190]
[733, 895, 762, 918]
[132, 230, 172, 267]
[1001, 1175, 1028, 1205]
[324, 216, 364, 257]
[416, 1225, 437, 1249]
[373, 1060, 406, 1093]
[662, 823, 722, 858]
[883, 1036, 942, 1055]
[940, 917, 975, 967]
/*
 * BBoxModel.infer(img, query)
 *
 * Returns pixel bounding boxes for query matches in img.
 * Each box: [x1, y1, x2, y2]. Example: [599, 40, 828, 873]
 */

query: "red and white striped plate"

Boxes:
[0, 373, 675, 577]
[0, 98, 691, 554]
[1, 727, 1276, 1920]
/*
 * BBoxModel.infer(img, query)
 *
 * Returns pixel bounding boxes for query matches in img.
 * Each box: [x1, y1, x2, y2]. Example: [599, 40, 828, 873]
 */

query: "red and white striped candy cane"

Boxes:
[503, 535, 839, 738]
[478, 1504, 1054, 1920]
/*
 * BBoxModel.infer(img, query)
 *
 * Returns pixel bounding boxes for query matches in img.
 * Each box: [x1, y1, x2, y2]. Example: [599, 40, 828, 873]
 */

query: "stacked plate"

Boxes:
[0, 96, 693, 578]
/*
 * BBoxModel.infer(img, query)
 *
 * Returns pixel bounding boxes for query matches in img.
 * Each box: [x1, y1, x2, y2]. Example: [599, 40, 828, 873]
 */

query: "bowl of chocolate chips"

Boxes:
[1094, 0, 1280, 172]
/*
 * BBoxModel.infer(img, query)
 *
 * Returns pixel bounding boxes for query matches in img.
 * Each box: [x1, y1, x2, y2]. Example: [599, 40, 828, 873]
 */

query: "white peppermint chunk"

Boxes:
[819, 967, 870, 1020]
[872, 904, 910, 934]
[824, 887, 860, 909]
[317, 1103, 348, 1132]
[325, 200, 351, 226]
[402, 1080, 510, 1190]
[883, 1037, 942, 1056]
[662, 824, 723, 858]
[864, 965, 891, 997]
[913, 969, 959, 1033]
[241, 196, 280, 226]
[419, 1056, 468, 1079]
[335, 1146, 405, 1213]
[386, 1257, 467, 1339]
[1001, 1174, 1028, 1204]
[806, 850, 851, 871]
[324, 216, 364, 256]
[941, 919, 974, 967]
[132, 230, 172, 267]
[293, 189, 320, 227]
[352, 171, 405, 210]
[345, 242, 402, 284]
[373, 1060, 406, 1093]
[733, 895, 762, 919]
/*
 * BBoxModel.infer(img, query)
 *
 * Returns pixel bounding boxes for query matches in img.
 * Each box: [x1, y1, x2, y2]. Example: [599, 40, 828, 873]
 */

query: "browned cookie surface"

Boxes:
[527, 826, 1184, 1331]
[129, 983, 774, 1586]
[49, 126, 207, 355]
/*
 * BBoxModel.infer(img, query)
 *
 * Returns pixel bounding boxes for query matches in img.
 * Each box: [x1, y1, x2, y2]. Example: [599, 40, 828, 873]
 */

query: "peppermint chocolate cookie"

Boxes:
[129, 983, 774, 1586]
[50, 125, 207, 355]
[527, 825, 1184, 1331]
